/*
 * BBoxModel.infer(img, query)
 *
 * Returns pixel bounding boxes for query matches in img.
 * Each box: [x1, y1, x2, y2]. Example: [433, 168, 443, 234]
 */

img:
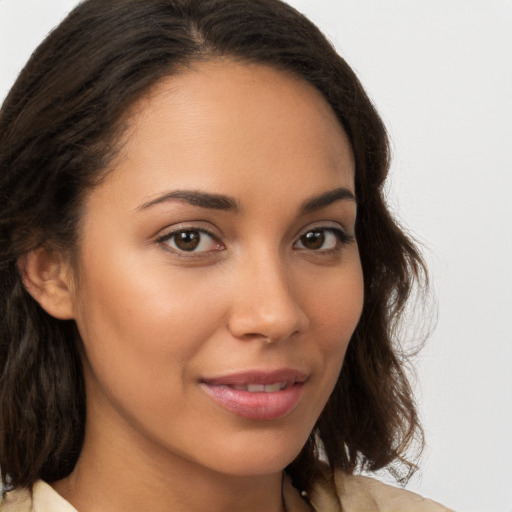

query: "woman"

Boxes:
[0, 0, 452, 510]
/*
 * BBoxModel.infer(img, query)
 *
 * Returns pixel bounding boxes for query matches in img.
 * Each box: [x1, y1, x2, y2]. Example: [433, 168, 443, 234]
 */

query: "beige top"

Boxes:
[1, 473, 454, 512]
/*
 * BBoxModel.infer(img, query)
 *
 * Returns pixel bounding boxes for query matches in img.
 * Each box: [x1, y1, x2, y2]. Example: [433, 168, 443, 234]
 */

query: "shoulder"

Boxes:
[0, 486, 31, 512]
[308, 471, 455, 512]
[337, 474, 455, 512]
[0, 481, 78, 512]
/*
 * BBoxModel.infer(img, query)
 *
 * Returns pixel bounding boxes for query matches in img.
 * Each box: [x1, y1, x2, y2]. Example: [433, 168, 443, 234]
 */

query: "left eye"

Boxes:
[294, 228, 343, 251]
[161, 229, 222, 253]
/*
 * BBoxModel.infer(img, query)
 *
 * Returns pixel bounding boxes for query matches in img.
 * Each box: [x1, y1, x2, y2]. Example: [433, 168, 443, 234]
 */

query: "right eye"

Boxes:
[158, 229, 224, 254]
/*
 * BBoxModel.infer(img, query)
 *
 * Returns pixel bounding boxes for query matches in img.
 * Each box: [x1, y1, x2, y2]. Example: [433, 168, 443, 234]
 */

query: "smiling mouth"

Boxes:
[216, 382, 290, 393]
[201, 369, 307, 391]
[200, 370, 307, 420]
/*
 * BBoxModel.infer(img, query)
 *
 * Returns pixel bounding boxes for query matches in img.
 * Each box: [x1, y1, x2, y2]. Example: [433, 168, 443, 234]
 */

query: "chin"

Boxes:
[196, 426, 310, 477]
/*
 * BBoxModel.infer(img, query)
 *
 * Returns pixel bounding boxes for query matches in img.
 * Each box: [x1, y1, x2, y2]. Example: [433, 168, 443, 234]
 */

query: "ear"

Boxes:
[18, 247, 75, 320]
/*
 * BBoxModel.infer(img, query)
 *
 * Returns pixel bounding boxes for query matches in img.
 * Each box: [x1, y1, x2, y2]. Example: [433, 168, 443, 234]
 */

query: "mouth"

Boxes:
[202, 368, 307, 387]
[215, 382, 290, 393]
[200, 369, 307, 421]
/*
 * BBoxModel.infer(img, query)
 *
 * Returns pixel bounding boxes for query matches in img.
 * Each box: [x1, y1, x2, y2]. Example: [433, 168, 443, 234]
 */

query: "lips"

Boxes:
[227, 382, 288, 392]
[201, 369, 307, 421]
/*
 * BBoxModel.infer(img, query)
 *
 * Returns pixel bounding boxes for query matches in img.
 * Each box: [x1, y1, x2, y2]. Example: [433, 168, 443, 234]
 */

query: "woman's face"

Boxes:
[67, 61, 364, 477]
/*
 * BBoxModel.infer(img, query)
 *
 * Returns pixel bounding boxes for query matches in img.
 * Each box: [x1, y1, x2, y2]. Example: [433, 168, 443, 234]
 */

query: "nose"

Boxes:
[227, 251, 309, 343]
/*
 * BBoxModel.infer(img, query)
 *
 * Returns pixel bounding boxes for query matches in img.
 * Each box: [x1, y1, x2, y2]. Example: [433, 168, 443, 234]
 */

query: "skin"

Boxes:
[38, 61, 364, 512]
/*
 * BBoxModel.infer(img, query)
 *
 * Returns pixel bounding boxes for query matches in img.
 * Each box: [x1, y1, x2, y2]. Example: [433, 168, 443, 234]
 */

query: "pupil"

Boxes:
[302, 230, 324, 249]
[175, 230, 200, 251]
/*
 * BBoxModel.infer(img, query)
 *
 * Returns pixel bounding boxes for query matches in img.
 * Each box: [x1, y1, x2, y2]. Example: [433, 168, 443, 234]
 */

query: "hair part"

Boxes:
[0, 0, 427, 493]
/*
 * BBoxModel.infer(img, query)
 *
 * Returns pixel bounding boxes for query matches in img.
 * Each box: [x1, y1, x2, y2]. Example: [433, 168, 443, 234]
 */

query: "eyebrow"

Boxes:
[138, 186, 355, 213]
[138, 190, 240, 212]
[300, 187, 356, 214]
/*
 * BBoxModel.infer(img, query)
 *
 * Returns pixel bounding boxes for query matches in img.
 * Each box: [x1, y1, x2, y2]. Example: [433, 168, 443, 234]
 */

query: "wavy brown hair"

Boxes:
[0, 0, 427, 495]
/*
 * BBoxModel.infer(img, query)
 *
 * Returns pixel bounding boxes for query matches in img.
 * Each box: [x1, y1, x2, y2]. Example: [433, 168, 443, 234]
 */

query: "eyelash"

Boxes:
[156, 228, 224, 257]
[156, 225, 354, 257]
[294, 227, 354, 254]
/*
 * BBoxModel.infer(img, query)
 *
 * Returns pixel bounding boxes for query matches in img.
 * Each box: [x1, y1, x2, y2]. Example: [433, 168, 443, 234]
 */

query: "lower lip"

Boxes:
[201, 383, 305, 421]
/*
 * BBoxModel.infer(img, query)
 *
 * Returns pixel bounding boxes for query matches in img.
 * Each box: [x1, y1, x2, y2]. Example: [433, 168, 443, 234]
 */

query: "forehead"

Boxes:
[95, 60, 354, 209]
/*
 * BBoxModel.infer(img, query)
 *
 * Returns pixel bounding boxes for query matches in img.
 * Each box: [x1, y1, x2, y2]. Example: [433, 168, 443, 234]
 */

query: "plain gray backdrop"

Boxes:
[1, 1, 511, 511]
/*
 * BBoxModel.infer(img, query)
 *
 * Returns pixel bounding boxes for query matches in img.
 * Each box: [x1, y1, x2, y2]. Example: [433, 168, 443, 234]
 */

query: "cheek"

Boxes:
[307, 260, 364, 346]
[71, 247, 230, 406]
[73, 264, 231, 444]
[300, 256, 364, 398]
[75, 240, 222, 339]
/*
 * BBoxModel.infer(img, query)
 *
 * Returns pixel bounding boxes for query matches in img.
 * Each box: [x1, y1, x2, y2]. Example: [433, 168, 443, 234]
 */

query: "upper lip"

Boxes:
[201, 368, 308, 387]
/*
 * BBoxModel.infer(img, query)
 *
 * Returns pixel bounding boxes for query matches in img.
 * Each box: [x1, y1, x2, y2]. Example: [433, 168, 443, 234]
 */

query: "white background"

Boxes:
[1, 1, 511, 511]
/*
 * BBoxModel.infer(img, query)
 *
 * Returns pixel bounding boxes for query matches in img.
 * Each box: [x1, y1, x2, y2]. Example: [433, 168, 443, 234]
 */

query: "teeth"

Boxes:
[231, 382, 287, 393]
[247, 384, 266, 392]
[262, 382, 286, 392]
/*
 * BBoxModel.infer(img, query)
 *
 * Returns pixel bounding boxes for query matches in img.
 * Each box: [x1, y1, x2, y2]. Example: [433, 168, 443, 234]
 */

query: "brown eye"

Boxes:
[300, 230, 325, 250]
[174, 230, 201, 251]
[295, 228, 346, 251]
[161, 229, 222, 253]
